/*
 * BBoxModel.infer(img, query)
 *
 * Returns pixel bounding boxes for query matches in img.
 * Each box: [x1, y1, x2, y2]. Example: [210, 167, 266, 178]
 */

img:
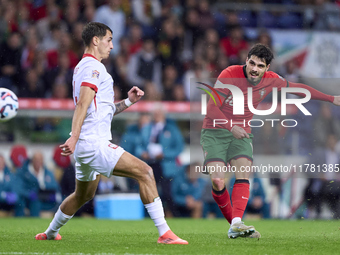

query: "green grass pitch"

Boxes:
[0, 218, 339, 254]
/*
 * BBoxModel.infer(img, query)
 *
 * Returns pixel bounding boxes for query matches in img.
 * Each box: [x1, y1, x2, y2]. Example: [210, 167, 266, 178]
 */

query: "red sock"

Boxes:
[231, 180, 250, 220]
[212, 188, 232, 224]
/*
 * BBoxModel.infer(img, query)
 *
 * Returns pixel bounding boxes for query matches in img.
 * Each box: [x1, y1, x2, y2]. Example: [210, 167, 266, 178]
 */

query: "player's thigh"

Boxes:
[227, 134, 254, 179]
[74, 175, 101, 200]
[113, 151, 152, 180]
[227, 134, 254, 163]
[201, 129, 232, 169]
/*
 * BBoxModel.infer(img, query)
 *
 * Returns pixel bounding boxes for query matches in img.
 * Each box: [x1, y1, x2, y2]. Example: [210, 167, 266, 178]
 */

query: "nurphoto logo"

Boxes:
[198, 81, 312, 128]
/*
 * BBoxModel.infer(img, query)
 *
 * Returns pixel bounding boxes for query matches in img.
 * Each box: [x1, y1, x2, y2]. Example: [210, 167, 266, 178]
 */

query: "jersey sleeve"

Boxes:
[270, 72, 289, 90]
[81, 64, 102, 93]
[269, 71, 334, 102]
[289, 82, 334, 102]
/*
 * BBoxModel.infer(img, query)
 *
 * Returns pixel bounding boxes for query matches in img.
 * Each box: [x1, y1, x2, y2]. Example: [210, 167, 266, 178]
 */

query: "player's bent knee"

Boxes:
[211, 178, 225, 190]
[137, 164, 155, 183]
[143, 164, 155, 180]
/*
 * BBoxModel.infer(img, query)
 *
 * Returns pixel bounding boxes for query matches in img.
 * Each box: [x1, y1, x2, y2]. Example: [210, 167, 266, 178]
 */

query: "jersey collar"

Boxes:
[243, 65, 263, 86]
[82, 53, 99, 61]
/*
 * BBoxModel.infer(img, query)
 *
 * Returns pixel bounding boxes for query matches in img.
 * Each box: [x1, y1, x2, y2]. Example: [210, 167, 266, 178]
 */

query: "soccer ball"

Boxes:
[0, 88, 19, 122]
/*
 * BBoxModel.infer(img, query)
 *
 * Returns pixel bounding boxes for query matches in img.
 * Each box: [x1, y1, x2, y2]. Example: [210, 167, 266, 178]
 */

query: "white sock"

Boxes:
[45, 207, 73, 239]
[231, 217, 242, 225]
[144, 197, 170, 236]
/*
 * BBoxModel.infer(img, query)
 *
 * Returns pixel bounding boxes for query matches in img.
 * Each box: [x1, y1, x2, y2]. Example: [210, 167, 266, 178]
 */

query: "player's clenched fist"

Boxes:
[128, 86, 144, 103]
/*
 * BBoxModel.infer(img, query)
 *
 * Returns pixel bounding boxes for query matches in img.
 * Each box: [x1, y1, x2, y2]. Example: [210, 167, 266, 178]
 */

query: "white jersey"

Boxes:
[72, 54, 116, 140]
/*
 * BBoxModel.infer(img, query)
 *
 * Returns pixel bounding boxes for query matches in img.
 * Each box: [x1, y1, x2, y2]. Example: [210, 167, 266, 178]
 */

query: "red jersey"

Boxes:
[202, 65, 334, 133]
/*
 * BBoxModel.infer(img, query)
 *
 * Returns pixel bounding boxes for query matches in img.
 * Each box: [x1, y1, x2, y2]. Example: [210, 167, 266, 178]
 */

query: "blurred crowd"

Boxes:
[1, 0, 340, 101]
[0, 146, 64, 217]
[1, 144, 111, 217]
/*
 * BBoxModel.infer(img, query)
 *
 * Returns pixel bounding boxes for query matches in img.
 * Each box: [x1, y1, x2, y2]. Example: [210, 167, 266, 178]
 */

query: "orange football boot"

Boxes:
[35, 233, 62, 240]
[157, 230, 188, 244]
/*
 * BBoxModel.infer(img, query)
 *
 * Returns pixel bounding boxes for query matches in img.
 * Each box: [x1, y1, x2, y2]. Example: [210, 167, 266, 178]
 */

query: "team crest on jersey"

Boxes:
[92, 70, 100, 79]
[259, 88, 266, 99]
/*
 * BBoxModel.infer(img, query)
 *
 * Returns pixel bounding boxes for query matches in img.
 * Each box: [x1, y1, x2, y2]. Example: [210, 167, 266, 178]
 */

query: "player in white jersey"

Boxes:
[35, 22, 188, 245]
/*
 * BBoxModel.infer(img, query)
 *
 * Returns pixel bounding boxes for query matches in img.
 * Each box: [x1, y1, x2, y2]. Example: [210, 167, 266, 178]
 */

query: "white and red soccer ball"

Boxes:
[0, 88, 19, 122]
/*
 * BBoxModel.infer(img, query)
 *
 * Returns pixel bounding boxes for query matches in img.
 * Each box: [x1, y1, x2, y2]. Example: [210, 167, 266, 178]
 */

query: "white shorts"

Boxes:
[74, 138, 125, 182]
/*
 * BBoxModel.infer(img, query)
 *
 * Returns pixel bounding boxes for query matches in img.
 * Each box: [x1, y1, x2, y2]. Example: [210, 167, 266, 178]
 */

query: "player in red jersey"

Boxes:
[200, 44, 340, 238]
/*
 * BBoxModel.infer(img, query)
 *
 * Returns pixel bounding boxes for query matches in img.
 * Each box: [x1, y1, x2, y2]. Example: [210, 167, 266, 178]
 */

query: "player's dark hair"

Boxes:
[82, 22, 112, 47]
[247, 43, 274, 65]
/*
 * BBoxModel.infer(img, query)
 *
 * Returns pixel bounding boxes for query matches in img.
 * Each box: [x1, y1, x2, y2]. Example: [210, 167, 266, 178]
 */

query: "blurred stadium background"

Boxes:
[1, 0, 340, 221]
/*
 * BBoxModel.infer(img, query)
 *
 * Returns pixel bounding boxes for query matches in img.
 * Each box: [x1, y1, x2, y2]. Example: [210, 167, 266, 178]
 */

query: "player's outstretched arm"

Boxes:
[288, 82, 334, 103]
[60, 86, 95, 156]
[114, 86, 144, 116]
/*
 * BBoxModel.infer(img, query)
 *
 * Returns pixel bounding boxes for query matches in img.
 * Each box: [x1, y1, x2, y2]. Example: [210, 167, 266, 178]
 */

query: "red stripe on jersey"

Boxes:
[82, 53, 99, 61]
[94, 95, 97, 111]
[73, 81, 78, 104]
[81, 82, 98, 93]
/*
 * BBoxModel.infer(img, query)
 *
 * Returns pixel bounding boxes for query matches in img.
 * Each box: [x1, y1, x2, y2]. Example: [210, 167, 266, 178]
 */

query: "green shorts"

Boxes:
[200, 129, 254, 166]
